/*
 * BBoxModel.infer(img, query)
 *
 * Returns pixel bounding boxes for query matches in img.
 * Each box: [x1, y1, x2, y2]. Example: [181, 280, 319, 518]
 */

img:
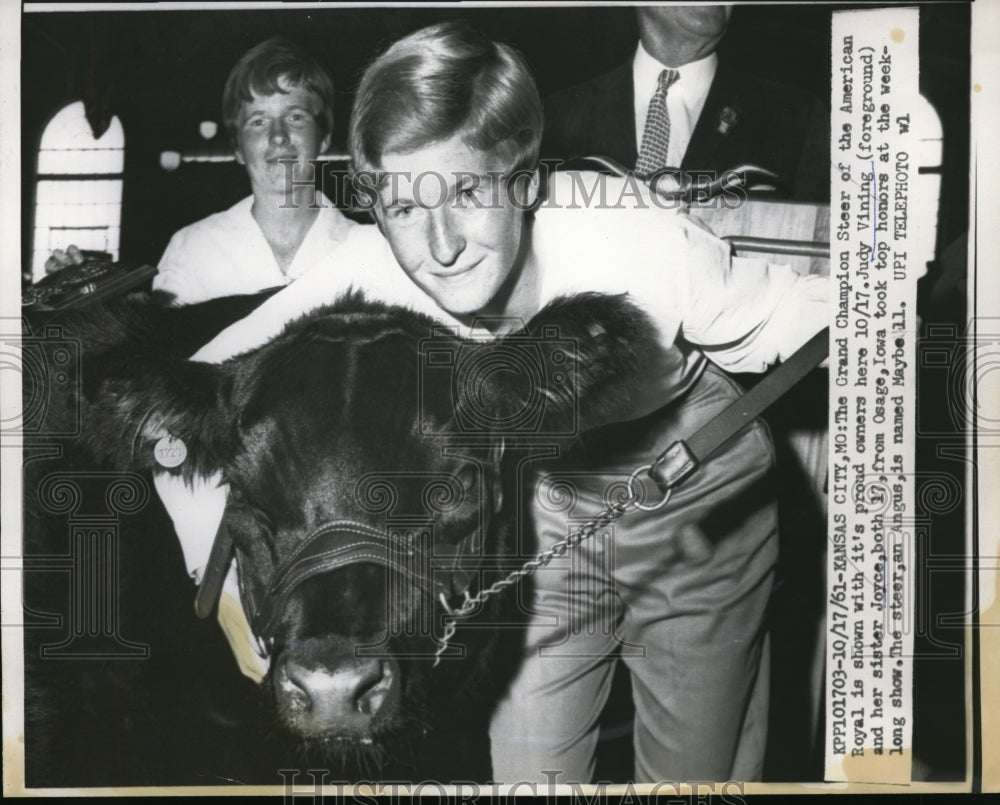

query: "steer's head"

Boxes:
[90, 292, 657, 768]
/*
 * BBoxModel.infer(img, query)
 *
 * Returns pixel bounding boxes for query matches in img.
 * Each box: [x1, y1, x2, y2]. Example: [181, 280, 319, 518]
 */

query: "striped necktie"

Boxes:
[635, 68, 680, 179]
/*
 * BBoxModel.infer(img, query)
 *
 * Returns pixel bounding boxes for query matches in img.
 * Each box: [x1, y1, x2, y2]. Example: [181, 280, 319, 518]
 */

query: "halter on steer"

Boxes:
[194, 511, 485, 642]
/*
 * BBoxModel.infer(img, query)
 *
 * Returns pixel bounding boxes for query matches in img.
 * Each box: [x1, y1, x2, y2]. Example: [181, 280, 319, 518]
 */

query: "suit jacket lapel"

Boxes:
[682, 62, 741, 171]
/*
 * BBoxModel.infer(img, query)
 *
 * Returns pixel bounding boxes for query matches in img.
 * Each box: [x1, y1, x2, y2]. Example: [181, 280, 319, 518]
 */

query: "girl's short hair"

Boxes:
[349, 21, 543, 177]
[223, 37, 335, 143]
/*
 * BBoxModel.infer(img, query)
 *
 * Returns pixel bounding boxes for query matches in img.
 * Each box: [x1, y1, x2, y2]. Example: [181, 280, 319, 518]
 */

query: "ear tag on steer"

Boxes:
[154, 435, 188, 468]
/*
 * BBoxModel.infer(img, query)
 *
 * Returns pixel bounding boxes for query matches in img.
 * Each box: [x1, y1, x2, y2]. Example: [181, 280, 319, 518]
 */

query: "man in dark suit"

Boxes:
[542, 5, 830, 202]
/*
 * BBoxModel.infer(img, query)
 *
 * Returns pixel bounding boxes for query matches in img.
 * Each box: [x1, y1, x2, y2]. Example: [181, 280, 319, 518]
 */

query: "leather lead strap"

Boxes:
[649, 327, 829, 492]
[195, 513, 235, 619]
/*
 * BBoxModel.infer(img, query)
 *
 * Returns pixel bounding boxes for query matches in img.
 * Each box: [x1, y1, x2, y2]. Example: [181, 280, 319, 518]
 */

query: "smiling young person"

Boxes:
[149, 37, 357, 305]
[163, 21, 828, 784]
[45, 38, 357, 303]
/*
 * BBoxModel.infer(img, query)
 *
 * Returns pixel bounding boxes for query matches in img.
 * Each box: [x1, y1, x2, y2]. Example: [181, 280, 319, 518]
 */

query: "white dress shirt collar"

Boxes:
[633, 42, 719, 167]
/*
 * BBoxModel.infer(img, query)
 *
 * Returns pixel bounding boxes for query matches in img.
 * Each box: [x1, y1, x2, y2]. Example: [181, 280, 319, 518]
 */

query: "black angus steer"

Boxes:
[23, 291, 659, 784]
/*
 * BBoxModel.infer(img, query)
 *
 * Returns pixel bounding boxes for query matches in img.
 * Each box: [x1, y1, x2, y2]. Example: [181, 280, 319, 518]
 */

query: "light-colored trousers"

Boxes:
[489, 365, 778, 784]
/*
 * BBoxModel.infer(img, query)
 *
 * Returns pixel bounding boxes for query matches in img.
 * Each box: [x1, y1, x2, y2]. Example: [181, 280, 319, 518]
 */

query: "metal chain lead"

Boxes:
[433, 483, 669, 666]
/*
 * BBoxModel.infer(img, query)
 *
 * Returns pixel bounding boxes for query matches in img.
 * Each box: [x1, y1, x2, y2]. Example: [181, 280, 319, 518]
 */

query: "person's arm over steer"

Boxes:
[153, 20, 827, 784]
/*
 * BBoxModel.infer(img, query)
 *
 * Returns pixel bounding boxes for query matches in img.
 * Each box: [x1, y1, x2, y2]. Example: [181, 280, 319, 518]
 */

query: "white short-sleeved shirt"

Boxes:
[152, 193, 356, 306]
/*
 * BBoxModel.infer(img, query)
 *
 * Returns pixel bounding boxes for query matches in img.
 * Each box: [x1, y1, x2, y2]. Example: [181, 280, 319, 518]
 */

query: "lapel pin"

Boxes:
[154, 434, 188, 468]
[717, 105, 739, 135]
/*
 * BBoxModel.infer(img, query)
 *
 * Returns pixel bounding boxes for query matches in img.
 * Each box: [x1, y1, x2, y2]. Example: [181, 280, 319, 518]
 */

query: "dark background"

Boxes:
[19, 1, 972, 785]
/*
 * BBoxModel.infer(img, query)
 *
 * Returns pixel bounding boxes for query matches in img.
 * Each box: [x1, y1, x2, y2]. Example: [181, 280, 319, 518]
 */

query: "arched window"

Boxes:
[31, 101, 124, 281]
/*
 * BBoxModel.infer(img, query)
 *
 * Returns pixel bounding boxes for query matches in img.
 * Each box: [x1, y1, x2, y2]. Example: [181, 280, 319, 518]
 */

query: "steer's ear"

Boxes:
[470, 293, 660, 438]
[87, 356, 238, 482]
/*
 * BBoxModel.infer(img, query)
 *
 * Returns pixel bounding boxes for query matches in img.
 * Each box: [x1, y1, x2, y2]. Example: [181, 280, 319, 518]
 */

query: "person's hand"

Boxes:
[44, 244, 87, 274]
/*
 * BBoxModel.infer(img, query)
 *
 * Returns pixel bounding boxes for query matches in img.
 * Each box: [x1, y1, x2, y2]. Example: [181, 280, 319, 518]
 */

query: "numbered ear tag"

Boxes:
[154, 435, 188, 468]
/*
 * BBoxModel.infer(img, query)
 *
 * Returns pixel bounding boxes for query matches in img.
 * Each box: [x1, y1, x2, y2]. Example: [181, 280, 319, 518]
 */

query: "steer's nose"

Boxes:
[275, 653, 399, 738]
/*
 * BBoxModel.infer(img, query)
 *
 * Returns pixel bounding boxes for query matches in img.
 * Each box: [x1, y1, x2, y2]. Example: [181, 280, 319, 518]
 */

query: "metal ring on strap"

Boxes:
[627, 464, 674, 512]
